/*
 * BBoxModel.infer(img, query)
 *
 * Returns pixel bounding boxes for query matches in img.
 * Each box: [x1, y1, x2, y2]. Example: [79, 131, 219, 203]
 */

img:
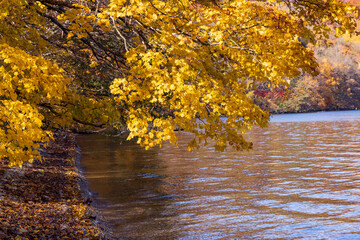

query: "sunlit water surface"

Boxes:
[78, 110, 360, 239]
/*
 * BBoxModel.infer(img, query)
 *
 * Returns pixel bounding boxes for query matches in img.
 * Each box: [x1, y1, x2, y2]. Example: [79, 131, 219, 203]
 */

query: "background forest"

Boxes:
[254, 0, 360, 113]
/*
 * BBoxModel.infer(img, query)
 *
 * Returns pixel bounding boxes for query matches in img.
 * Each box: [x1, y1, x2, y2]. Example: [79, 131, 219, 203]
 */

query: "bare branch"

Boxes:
[110, 16, 129, 52]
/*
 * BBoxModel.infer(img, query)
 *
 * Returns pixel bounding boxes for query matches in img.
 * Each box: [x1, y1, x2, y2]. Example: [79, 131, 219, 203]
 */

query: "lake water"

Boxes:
[77, 110, 360, 239]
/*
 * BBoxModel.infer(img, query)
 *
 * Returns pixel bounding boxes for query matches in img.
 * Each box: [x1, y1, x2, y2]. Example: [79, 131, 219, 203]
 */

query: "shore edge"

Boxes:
[0, 131, 113, 239]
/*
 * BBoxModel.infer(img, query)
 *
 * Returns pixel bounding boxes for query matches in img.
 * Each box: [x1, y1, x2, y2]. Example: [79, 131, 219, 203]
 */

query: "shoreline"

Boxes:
[74, 136, 115, 240]
[74, 135, 115, 240]
[270, 108, 360, 115]
[0, 131, 113, 239]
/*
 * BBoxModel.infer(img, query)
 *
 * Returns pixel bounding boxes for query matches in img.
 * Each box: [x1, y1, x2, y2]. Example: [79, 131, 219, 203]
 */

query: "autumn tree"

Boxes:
[0, 0, 358, 166]
[0, 0, 119, 167]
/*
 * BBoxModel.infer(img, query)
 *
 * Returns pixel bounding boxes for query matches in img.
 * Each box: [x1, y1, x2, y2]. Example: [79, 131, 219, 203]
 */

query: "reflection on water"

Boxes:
[77, 111, 360, 239]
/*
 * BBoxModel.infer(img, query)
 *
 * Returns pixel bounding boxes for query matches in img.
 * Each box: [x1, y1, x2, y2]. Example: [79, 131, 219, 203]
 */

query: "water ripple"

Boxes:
[78, 111, 360, 239]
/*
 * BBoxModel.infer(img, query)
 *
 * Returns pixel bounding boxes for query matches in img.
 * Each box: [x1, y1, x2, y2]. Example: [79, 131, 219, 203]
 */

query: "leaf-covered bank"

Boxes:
[0, 131, 112, 239]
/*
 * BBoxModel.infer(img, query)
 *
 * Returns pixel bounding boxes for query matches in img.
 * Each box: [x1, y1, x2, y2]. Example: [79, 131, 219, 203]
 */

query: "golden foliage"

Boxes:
[0, 0, 359, 165]
[107, 0, 357, 150]
[0, 44, 68, 167]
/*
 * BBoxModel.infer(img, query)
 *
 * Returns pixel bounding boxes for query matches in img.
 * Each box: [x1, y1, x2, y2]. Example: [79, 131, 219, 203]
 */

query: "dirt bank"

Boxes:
[0, 131, 113, 239]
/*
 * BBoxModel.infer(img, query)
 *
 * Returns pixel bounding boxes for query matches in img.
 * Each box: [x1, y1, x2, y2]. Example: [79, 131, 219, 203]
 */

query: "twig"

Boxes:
[110, 16, 129, 51]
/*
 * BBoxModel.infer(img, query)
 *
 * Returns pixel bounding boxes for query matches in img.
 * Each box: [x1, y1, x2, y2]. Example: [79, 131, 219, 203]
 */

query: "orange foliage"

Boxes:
[348, 0, 360, 7]
[255, 30, 360, 113]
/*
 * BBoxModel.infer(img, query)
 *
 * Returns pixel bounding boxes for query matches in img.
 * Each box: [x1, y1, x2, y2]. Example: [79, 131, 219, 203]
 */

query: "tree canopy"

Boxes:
[1, 0, 358, 166]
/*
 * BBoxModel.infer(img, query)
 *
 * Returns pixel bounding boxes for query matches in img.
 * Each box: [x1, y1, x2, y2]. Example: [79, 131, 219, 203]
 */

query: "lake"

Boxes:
[77, 110, 360, 239]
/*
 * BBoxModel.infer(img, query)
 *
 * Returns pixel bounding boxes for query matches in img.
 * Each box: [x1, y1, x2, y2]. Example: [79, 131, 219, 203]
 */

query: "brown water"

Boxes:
[77, 111, 360, 239]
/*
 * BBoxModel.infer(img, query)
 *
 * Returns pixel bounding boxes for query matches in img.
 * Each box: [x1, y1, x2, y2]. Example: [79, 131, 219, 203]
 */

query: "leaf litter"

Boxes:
[0, 131, 113, 239]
